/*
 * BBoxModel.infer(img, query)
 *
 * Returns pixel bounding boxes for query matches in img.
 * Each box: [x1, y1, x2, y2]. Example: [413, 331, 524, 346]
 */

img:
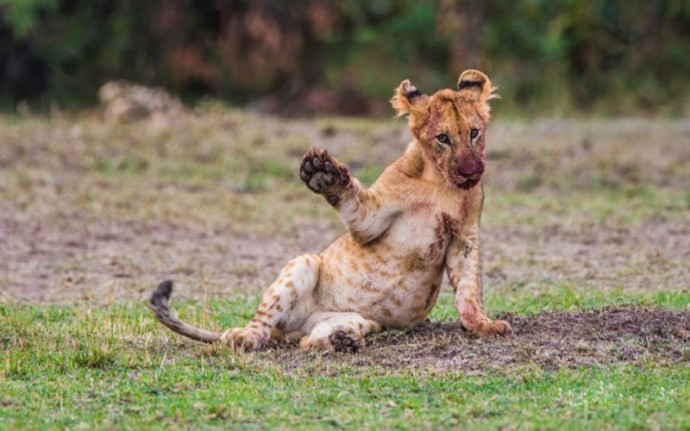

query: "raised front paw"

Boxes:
[299, 148, 350, 203]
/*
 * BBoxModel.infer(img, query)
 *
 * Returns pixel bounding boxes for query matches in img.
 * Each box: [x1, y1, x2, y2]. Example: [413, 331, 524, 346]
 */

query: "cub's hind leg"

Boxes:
[299, 312, 382, 353]
[221, 254, 320, 350]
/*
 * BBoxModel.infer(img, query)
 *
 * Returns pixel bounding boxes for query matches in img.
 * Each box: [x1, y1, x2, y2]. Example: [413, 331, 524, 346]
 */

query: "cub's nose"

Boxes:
[456, 159, 485, 179]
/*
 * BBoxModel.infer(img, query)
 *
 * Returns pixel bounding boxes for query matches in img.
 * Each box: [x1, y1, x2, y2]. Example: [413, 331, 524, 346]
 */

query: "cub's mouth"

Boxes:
[457, 178, 480, 190]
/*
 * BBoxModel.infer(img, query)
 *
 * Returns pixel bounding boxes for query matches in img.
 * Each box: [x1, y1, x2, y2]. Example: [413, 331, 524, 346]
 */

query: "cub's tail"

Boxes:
[149, 280, 222, 344]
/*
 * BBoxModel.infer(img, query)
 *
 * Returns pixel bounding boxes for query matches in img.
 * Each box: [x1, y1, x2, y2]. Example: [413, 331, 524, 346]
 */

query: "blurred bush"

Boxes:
[1, 0, 689, 116]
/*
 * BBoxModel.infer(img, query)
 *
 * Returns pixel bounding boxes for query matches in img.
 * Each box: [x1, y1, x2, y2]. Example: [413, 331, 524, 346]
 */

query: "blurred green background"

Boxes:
[1, 0, 689, 116]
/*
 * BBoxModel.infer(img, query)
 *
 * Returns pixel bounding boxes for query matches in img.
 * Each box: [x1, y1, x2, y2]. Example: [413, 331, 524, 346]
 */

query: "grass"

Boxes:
[3, 364, 689, 429]
[2, 300, 689, 430]
[430, 285, 690, 321]
[1, 110, 689, 429]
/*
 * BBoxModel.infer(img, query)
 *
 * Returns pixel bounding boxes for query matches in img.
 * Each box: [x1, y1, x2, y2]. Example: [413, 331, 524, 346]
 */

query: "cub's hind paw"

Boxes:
[329, 329, 365, 353]
[299, 329, 365, 354]
[299, 148, 350, 200]
[220, 328, 267, 351]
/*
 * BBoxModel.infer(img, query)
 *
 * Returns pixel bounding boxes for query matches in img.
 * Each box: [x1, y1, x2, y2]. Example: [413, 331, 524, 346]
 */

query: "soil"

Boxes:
[261, 306, 689, 373]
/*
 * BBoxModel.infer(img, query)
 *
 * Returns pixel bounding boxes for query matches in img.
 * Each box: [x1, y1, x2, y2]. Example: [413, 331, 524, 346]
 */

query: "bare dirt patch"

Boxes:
[261, 306, 689, 373]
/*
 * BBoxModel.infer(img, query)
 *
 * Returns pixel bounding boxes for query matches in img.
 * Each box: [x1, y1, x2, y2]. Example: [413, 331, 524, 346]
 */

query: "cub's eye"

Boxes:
[436, 133, 450, 145]
[470, 128, 480, 140]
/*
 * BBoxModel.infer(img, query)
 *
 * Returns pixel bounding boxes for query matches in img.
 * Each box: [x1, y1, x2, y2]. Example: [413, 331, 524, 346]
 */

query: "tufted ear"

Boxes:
[457, 69, 497, 103]
[390, 79, 428, 119]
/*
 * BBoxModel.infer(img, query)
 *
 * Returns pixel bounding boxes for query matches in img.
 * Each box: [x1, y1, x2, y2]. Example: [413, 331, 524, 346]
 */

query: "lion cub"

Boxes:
[150, 69, 512, 352]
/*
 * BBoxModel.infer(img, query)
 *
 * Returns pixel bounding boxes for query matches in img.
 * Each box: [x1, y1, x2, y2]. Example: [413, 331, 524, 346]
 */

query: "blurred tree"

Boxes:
[0, 0, 688, 115]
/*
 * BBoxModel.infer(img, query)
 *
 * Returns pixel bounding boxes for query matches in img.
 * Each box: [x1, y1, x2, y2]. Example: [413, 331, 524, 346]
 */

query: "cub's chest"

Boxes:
[385, 206, 465, 263]
[402, 185, 482, 229]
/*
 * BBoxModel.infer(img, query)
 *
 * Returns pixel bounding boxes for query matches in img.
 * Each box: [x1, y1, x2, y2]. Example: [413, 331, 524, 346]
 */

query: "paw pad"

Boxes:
[299, 148, 350, 196]
[329, 329, 364, 353]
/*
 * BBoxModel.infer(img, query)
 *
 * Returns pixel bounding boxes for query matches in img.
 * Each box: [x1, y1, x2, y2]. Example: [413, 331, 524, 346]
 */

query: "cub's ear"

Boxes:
[457, 69, 498, 103]
[390, 79, 428, 118]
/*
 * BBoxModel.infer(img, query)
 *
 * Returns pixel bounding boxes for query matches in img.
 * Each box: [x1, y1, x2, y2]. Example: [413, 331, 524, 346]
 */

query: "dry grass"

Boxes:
[1, 109, 687, 306]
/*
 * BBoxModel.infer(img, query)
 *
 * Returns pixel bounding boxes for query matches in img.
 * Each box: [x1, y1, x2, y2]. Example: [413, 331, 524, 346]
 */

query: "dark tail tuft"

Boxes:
[151, 280, 174, 308]
[148, 280, 222, 344]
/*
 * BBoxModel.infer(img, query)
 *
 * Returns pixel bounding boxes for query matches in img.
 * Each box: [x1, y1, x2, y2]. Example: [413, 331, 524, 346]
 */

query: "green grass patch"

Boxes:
[8, 367, 690, 430]
[2, 323, 689, 430]
[2, 288, 689, 429]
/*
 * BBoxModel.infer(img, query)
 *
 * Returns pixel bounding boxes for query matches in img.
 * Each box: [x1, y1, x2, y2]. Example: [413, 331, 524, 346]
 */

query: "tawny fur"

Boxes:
[150, 69, 512, 353]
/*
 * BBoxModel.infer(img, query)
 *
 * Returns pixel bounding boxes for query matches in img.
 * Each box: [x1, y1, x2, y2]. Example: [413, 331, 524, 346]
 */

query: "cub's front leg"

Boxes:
[299, 148, 399, 244]
[446, 232, 512, 338]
